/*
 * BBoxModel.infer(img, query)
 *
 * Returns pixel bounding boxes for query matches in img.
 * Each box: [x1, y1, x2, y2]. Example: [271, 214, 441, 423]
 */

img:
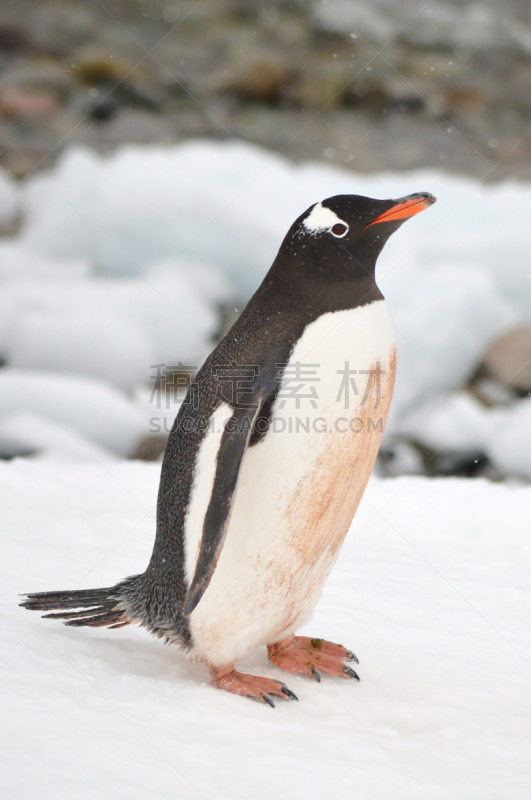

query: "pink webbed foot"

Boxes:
[209, 664, 298, 707]
[267, 636, 360, 682]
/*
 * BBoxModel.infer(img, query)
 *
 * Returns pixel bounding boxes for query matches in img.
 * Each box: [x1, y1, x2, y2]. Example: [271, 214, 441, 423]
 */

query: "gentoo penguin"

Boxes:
[22, 191, 436, 705]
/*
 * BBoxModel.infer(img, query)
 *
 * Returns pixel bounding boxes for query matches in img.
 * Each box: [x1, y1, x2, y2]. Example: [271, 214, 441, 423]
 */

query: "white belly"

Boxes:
[185, 300, 396, 666]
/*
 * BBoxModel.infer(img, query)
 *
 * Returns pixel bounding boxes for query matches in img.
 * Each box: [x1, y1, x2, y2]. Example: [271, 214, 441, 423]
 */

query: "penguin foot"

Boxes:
[267, 635, 360, 681]
[209, 664, 298, 706]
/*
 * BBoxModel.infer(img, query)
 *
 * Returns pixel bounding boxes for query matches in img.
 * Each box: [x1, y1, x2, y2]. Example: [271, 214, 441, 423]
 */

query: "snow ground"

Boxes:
[1, 460, 530, 799]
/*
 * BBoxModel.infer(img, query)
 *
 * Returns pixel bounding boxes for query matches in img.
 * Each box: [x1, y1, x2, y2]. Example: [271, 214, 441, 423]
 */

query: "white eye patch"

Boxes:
[302, 202, 349, 238]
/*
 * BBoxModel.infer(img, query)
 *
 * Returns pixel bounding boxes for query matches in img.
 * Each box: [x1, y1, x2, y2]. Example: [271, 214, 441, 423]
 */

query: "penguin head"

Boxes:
[299, 192, 436, 244]
[290, 191, 436, 282]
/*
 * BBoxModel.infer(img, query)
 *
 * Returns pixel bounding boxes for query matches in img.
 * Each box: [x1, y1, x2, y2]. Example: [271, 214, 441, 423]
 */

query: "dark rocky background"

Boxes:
[0, 0, 530, 180]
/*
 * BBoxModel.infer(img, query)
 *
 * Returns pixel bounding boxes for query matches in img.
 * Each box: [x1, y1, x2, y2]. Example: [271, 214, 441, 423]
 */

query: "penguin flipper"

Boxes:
[183, 402, 261, 616]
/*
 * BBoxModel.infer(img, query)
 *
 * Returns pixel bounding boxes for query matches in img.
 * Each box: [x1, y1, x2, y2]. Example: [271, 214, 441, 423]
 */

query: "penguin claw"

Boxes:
[345, 650, 359, 664]
[280, 685, 299, 701]
[261, 692, 275, 708]
[343, 665, 360, 681]
[311, 666, 321, 682]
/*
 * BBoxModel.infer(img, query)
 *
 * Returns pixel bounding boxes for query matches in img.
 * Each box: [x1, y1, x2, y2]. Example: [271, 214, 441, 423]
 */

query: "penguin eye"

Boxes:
[330, 222, 348, 238]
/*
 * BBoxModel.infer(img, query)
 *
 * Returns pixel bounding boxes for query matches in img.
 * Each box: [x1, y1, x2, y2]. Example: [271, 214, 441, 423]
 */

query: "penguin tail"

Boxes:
[20, 581, 136, 629]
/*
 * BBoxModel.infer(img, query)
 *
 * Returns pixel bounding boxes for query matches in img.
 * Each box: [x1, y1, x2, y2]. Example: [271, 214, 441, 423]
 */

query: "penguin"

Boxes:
[22, 191, 436, 706]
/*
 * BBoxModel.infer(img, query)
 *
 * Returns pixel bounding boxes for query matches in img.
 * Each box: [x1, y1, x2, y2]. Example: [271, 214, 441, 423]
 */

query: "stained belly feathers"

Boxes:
[186, 302, 396, 665]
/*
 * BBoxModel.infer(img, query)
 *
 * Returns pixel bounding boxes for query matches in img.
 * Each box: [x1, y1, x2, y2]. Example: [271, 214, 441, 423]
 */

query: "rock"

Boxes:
[0, 61, 74, 99]
[467, 376, 517, 407]
[509, 63, 531, 113]
[0, 147, 59, 180]
[76, 108, 176, 147]
[71, 45, 165, 113]
[84, 92, 120, 123]
[289, 59, 353, 109]
[0, 86, 60, 119]
[74, 47, 141, 86]
[377, 440, 424, 476]
[219, 51, 291, 104]
[482, 326, 531, 393]
[421, 447, 491, 478]
[381, 438, 494, 479]
[0, 0, 529, 181]
[0, 25, 33, 54]
[234, 57, 290, 103]
[117, 80, 165, 111]
[133, 434, 168, 461]
[26, 6, 97, 55]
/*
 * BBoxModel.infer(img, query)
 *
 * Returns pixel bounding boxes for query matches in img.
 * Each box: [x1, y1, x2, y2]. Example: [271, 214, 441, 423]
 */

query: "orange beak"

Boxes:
[364, 192, 436, 228]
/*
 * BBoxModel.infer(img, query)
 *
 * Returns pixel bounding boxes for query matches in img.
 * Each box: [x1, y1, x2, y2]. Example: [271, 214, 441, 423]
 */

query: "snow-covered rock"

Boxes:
[0, 410, 116, 462]
[0, 241, 90, 281]
[0, 369, 147, 457]
[0, 272, 220, 389]
[386, 265, 517, 420]
[391, 391, 492, 452]
[486, 398, 531, 479]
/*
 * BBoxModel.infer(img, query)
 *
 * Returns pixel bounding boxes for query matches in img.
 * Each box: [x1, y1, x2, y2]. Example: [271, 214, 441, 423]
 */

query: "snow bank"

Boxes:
[0, 370, 146, 458]
[388, 389, 531, 481]
[1, 462, 530, 798]
[0, 410, 117, 462]
[0, 272, 221, 390]
[385, 264, 516, 420]
[1, 139, 530, 469]
[392, 391, 493, 452]
[14, 142, 531, 317]
[486, 398, 531, 479]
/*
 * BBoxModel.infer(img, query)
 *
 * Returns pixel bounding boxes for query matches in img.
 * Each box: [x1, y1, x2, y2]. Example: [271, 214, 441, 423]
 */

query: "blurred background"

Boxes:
[0, 0, 531, 479]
